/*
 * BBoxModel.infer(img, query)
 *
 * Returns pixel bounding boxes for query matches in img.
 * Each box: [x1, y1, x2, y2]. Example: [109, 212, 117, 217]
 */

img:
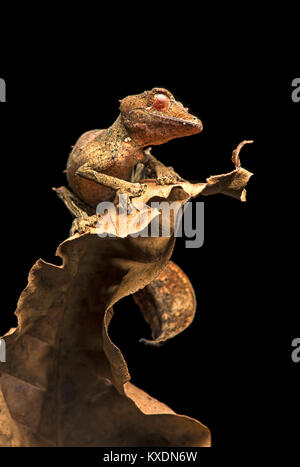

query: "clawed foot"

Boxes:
[70, 214, 100, 236]
[156, 167, 183, 185]
[125, 182, 148, 197]
[116, 182, 148, 205]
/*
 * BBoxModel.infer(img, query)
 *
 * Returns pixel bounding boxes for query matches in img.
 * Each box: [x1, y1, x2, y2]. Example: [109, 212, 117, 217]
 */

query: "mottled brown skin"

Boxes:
[133, 261, 197, 345]
[55, 89, 203, 347]
[66, 88, 202, 208]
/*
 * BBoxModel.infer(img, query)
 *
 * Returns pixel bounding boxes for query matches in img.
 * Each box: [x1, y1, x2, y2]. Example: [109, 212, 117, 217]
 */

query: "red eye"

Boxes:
[152, 93, 170, 110]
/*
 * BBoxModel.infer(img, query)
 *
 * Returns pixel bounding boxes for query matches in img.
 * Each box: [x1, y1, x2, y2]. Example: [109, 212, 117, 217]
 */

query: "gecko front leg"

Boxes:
[143, 147, 185, 185]
[76, 163, 148, 199]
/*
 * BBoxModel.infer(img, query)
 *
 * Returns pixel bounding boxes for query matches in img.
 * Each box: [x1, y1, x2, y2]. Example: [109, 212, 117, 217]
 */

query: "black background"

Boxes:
[0, 47, 299, 455]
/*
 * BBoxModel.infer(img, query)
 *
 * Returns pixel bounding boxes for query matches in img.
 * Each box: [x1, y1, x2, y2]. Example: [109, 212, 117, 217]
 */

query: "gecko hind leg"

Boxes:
[53, 186, 99, 235]
[53, 186, 94, 217]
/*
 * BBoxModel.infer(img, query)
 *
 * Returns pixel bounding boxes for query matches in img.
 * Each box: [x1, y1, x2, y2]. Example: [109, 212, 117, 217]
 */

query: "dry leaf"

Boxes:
[0, 143, 253, 446]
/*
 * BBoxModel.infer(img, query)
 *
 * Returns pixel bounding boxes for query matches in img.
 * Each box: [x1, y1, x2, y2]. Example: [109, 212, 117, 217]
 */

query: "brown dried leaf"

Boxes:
[0, 144, 253, 447]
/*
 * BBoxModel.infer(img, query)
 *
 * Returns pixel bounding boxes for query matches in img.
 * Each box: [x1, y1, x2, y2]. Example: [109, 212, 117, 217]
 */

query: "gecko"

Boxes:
[54, 88, 203, 345]
[55, 87, 202, 232]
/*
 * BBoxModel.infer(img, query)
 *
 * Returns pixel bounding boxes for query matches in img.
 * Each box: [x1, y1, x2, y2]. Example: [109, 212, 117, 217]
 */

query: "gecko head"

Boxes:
[119, 88, 203, 147]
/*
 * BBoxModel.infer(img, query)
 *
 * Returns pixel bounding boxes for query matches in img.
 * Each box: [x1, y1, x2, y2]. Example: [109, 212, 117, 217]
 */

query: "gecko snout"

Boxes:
[193, 117, 203, 132]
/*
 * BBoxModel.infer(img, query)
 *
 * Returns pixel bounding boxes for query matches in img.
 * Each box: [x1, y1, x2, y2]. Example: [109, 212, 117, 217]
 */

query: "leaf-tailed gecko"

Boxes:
[55, 87, 202, 231]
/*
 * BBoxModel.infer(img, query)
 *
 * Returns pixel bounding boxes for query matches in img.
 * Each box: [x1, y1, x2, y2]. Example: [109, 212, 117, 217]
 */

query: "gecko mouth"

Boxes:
[141, 109, 203, 133]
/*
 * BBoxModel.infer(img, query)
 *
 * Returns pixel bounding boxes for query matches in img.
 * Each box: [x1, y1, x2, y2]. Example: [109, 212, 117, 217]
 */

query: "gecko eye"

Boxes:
[152, 93, 170, 111]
